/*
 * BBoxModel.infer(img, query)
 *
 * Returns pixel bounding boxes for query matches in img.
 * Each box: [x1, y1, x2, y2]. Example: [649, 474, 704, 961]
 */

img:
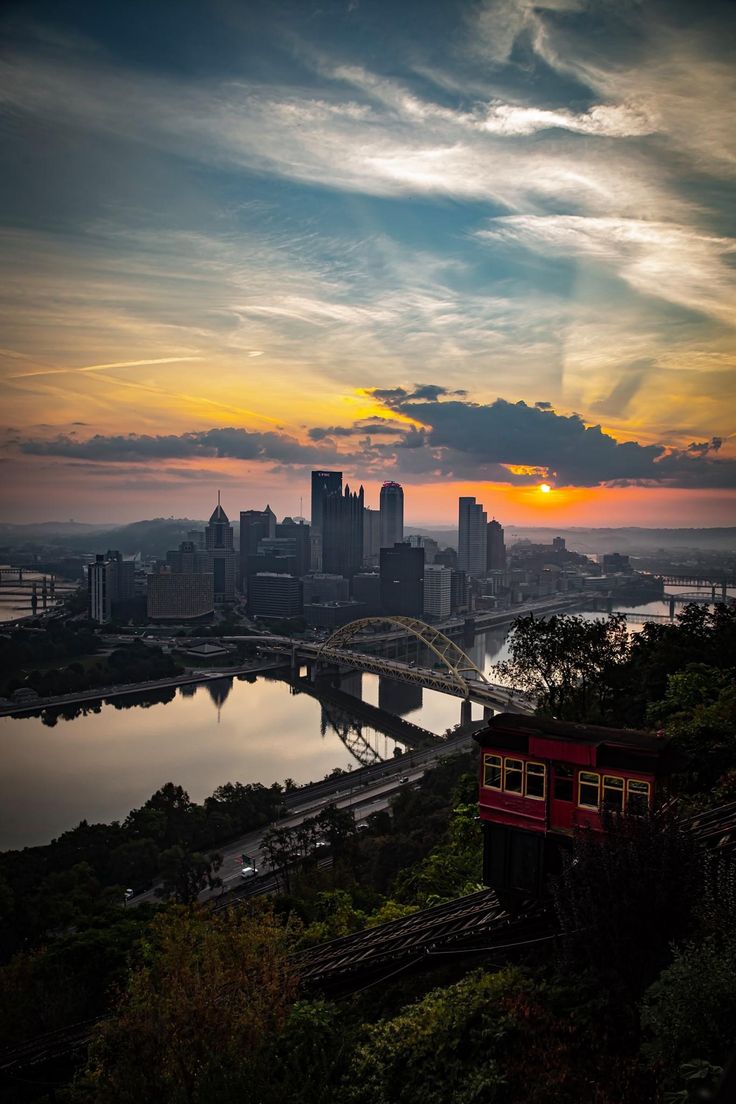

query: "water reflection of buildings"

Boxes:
[206, 678, 233, 721]
[378, 676, 423, 717]
[339, 671, 363, 700]
[179, 683, 197, 698]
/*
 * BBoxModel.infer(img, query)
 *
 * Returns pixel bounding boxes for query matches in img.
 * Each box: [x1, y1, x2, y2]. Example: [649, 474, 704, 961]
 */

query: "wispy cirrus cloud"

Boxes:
[477, 216, 736, 325]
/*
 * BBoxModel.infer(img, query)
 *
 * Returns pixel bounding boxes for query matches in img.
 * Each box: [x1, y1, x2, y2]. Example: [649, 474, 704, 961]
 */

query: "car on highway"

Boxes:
[399, 776, 410, 784]
[240, 864, 258, 879]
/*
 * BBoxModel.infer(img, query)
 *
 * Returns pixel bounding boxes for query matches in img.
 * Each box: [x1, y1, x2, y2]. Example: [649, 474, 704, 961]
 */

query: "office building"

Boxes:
[322, 484, 364, 578]
[248, 573, 302, 620]
[310, 470, 342, 570]
[423, 564, 452, 619]
[304, 600, 364, 629]
[363, 507, 381, 566]
[450, 569, 468, 612]
[275, 517, 311, 577]
[147, 569, 214, 621]
[204, 494, 237, 601]
[302, 574, 349, 605]
[87, 550, 135, 623]
[380, 481, 404, 549]
[552, 536, 566, 554]
[458, 497, 488, 577]
[239, 507, 276, 588]
[166, 540, 208, 575]
[352, 572, 382, 616]
[602, 552, 632, 574]
[408, 534, 438, 564]
[486, 519, 506, 572]
[435, 547, 458, 570]
[380, 542, 424, 617]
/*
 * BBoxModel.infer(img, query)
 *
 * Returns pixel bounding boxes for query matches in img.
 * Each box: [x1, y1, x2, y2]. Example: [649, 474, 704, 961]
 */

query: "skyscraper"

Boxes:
[239, 507, 276, 588]
[87, 550, 135, 623]
[204, 493, 236, 601]
[458, 496, 487, 577]
[423, 563, 452, 619]
[380, 542, 424, 617]
[380, 481, 404, 548]
[322, 484, 364, 578]
[486, 519, 506, 571]
[363, 506, 381, 566]
[310, 470, 342, 570]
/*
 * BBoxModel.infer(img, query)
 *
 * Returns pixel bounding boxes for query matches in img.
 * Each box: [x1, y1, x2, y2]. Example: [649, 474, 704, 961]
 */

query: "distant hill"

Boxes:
[409, 526, 736, 555]
[66, 518, 208, 558]
[0, 521, 118, 538]
[0, 518, 207, 559]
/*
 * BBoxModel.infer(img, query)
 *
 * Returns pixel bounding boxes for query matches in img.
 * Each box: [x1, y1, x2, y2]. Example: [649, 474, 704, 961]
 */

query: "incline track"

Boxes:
[293, 889, 551, 993]
[685, 800, 736, 858]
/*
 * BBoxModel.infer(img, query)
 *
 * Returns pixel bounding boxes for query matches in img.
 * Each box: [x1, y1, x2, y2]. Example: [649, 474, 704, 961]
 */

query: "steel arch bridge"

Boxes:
[318, 616, 490, 697]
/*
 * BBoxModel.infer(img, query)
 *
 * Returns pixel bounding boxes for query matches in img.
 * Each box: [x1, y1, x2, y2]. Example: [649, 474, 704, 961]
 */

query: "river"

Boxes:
[1, 588, 731, 850]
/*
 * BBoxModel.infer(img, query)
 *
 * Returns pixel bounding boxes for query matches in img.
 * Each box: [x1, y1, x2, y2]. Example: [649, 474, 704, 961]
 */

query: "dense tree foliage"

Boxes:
[497, 603, 736, 727]
[0, 621, 98, 695]
[496, 612, 630, 721]
[553, 812, 702, 996]
[73, 907, 297, 1104]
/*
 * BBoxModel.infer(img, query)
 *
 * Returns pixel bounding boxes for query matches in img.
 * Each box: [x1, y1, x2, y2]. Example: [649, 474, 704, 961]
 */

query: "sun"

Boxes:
[539, 483, 552, 494]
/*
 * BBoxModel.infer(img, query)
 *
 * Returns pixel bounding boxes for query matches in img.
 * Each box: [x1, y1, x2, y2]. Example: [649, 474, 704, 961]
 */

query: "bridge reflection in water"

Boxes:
[228, 616, 534, 722]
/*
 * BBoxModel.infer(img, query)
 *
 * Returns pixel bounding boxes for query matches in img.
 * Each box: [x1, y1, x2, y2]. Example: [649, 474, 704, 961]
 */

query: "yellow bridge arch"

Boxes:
[318, 616, 489, 696]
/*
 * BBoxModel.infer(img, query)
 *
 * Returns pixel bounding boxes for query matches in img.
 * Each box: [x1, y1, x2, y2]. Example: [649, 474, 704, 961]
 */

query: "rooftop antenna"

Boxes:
[300, 496, 303, 517]
[217, 489, 221, 506]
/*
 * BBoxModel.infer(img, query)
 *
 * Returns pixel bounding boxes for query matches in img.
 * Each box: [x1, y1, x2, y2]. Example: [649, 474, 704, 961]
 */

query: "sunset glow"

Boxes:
[0, 1, 733, 526]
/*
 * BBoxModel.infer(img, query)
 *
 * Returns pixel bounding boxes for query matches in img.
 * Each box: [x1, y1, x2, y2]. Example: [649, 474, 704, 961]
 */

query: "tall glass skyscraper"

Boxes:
[310, 470, 342, 570]
[322, 484, 365, 578]
[379, 481, 404, 549]
[458, 496, 487, 577]
[205, 493, 236, 600]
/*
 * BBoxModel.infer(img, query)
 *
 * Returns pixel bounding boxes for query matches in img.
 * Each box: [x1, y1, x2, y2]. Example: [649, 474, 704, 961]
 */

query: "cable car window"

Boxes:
[627, 779, 651, 815]
[602, 775, 625, 813]
[504, 758, 523, 794]
[578, 771, 600, 809]
[554, 765, 574, 802]
[483, 754, 502, 790]
[525, 762, 546, 799]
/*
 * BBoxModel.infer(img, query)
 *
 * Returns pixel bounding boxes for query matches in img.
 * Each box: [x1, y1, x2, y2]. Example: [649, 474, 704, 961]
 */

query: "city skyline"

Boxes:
[1, 0, 734, 527]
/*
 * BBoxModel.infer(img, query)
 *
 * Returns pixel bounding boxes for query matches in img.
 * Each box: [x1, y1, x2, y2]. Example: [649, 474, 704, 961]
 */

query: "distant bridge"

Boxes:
[655, 574, 733, 594]
[226, 616, 534, 716]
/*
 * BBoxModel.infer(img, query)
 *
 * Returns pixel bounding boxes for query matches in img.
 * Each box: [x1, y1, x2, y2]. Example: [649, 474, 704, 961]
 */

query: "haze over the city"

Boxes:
[1, 0, 734, 527]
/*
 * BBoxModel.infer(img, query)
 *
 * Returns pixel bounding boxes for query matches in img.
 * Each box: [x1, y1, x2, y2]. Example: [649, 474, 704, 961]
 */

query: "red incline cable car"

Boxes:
[474, 713, 680, 900]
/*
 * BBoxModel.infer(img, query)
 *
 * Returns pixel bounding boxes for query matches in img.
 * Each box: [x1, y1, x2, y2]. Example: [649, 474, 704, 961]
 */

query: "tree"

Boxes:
[646, 664, 736, 792]
[495, 612, 630, 721]
[641, 936, 736, 1085]
[553, 812, 702, 997]
[76, 906, 297, 1104]
[261, 825, 300, 893]
[343, 968, 522, 1104]
[157, 846, 222, 904]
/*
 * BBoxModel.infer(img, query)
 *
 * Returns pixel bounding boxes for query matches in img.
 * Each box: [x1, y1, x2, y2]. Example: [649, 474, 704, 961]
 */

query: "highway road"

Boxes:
[128, 733, 476, 907]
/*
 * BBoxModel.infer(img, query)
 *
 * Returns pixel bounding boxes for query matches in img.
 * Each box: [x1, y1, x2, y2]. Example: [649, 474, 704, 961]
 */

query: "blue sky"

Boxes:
[1, 0, 734, 524]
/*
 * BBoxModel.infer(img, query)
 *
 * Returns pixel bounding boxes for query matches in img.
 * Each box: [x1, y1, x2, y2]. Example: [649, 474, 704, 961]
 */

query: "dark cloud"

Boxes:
[368, 390, 736, 489]
[308, 420, 404, 441]
[14, 399, 735, 491]
[19, 427, 337, 467]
